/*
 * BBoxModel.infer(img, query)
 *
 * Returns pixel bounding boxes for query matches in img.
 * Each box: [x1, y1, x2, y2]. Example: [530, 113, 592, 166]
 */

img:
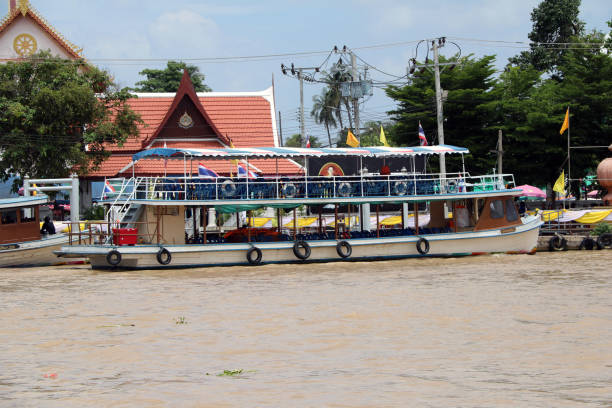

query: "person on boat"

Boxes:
[380, 164, 391, 175]
[40, 216, 56, 235]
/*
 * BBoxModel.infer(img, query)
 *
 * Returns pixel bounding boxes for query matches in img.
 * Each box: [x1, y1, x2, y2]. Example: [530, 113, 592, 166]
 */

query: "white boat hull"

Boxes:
[59, 217, 543, 270]
[0, 234, 86, 267]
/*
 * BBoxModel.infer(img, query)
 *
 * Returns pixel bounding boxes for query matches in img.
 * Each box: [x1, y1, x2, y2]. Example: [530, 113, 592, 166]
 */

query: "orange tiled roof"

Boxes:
[87, 155, 302, 178]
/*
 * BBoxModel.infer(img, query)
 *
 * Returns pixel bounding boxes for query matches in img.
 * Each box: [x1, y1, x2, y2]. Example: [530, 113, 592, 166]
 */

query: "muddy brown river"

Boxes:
[0, 251, 610, 407]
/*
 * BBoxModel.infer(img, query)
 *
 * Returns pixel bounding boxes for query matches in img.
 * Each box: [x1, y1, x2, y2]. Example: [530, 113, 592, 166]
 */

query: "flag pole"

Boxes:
[567, 108, 571, 197]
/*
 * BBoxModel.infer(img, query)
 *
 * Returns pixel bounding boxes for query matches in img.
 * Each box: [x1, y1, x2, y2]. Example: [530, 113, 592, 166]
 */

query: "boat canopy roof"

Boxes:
[0, 195, 48, 209]
[132, 145, 469, 162]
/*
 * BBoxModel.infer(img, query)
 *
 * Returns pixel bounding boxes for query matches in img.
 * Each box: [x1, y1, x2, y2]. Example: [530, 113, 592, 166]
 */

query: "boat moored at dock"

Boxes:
[56, 145, 543, 269]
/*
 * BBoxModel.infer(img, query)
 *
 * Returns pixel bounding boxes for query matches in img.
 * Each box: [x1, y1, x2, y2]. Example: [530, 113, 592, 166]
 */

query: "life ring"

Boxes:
[336, 241, 352, 258]
[156, 247, 172, 265]
[282, 183, 297, 198]
[416, 237, 430, 255]
[293, 240, 311, 260]
[393, 181, 408, 196]
[447, 180, 457, 193]
[548, 235, 567, 251]
[106, 250, 121, 266]
[221, 180, 236, 197]
[246, 247, 262, 265]
[597, 233, 612, 249]
[337, 182, 352, 197]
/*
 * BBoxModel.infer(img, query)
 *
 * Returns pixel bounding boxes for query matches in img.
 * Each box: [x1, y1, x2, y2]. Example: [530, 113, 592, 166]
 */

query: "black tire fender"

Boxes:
[548, 235, 567, 251]
[336, 240, 352, 258]
[246, 247, 263, 265]
[416, 237, 430, 255]
[106, 250, 122, 266]
[293, 240, 311, 260]
[156, 247, 172, 265]
[579, 237, 595, 250]
[597, 233, 612, 249]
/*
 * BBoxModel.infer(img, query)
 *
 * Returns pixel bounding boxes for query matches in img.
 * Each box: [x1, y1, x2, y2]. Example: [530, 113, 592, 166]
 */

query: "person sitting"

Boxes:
[40, 216, 56, 235]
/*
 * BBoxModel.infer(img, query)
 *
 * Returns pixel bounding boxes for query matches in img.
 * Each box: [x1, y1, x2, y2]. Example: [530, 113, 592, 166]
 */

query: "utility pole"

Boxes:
[298, 69, 305, 146]
[411, 37, 461, 182]
[497, 129, 503, 176]
[278, 111, 283, 147]
[280, 63, 319, 147]
[432, 39, 446, 178]
[350, 52, 360, 142]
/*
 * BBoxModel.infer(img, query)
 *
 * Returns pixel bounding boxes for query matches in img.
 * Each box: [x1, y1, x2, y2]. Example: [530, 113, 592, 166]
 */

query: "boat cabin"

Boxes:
[0, 196, 46, 245]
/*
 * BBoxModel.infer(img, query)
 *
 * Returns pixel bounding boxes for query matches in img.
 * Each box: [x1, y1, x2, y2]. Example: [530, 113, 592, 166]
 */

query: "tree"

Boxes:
[0, 52, 143, 191]
[357, 121, 395, 146]
[134, 60, 212, 92]
[310, 89, 337, 147]
[386, 55, 498, 175]
[509, 0, 585, 74]
[284, 133, 322, 148]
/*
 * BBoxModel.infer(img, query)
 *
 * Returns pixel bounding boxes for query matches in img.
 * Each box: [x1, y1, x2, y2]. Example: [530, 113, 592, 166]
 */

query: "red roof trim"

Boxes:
[140, 70, 230, 149]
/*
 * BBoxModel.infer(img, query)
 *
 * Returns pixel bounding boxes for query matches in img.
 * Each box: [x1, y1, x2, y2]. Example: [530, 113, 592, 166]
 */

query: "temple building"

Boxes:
[0, 0, 83, 60]
[91, 70, 302, 180]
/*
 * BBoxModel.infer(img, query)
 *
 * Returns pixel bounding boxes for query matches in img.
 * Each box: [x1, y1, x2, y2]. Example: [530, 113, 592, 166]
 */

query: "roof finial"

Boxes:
[17, 0, 28, 15]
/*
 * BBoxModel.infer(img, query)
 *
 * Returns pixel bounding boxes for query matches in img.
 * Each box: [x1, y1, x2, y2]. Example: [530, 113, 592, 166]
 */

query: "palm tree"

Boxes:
[324, 71, 353, 132]
[311, 90, 338, 147]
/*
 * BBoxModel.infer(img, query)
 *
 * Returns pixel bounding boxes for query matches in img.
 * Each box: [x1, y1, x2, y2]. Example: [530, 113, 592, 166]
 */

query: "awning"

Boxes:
[132, 145, 469, 162]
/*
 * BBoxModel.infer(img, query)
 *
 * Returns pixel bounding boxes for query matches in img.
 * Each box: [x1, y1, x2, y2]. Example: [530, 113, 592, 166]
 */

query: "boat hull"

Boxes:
[0, 234, 85, 268]
[60, 217, 542, 270]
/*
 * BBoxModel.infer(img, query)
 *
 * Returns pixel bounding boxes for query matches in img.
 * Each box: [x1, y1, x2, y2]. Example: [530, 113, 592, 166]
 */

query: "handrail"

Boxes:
[115, 173, 516, 202]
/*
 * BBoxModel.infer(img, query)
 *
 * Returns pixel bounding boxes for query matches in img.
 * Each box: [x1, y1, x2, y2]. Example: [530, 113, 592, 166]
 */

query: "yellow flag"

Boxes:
[379, 125, 389, 147]
[346, 130, 359, 147]
[229, 140, 238, 166]
[559, 107, 569, 134]
[553, 170, 565, 193]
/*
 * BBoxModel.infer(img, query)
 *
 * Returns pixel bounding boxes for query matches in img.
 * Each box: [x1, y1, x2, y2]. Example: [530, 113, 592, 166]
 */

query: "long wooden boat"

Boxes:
[0, 195, 78, 267]
[56, 145, 543, 270]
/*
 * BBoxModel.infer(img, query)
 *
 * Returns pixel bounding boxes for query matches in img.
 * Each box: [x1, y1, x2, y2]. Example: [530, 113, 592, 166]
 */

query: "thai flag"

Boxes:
[305, 133, 311, 148]
[198, 162, 219, 178]
[103, 180, 116, 194]
[418, 122, 428, 146]
[238, 163, 258, 178]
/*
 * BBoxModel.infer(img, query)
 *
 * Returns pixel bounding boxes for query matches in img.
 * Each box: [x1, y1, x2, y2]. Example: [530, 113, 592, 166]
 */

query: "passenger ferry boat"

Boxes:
[0, 195, 76, 267]
[56, 145, 543, 269]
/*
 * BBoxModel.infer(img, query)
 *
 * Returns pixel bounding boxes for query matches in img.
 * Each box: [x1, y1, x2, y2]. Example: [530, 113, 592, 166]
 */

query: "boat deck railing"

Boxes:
[104, 173, 516, 203]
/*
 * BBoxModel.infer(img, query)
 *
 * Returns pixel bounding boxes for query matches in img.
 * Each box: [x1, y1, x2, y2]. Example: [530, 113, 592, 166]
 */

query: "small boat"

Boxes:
[0, 195, 79, 267]
[56, 145, 543, 270]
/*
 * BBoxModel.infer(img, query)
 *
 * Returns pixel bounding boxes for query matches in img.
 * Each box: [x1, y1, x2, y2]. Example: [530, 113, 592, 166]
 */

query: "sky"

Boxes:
[12, 0, 612, 145]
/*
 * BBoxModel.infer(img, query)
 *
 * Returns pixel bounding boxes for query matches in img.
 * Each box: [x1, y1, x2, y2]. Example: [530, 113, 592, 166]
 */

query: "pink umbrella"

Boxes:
[516, 184, 546, 198]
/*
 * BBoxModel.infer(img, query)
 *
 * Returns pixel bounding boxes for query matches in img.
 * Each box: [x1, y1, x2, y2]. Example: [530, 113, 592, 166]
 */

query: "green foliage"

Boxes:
[217, 369, 243, 377]
[357, 121, 395, 147]
[134, 61, 212, 92]
[0, 52, 143, 191]
[284, 133, 322, 148]
[509, 0, 585, 73]
[82, 205, 105, 220]
[591, 222, 612, 236]
[310, 89, 338, 147]
[175, 316, 187, 324]
[386, 54, 498, 174]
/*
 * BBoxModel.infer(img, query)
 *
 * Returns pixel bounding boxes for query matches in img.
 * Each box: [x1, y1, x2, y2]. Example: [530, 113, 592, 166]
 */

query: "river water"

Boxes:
[0, 251, 610, 407]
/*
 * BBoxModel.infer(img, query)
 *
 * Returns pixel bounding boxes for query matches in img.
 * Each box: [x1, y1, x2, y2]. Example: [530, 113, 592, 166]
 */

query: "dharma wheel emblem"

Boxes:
[178, 112, 194, 129]
[13, 33, 37, 57]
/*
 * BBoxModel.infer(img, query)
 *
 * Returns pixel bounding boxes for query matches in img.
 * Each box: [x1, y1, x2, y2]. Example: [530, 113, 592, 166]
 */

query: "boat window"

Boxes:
[506, 200, 519, 222]
[20, 208, 35, 223]
[489, 200, 504, 219]
[1, 210, 18, 225]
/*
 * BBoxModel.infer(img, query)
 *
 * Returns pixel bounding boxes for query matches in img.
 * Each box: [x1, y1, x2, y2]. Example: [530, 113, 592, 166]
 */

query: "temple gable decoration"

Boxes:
[0, 0, 83, 60]
[142, 70, 231, 148]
